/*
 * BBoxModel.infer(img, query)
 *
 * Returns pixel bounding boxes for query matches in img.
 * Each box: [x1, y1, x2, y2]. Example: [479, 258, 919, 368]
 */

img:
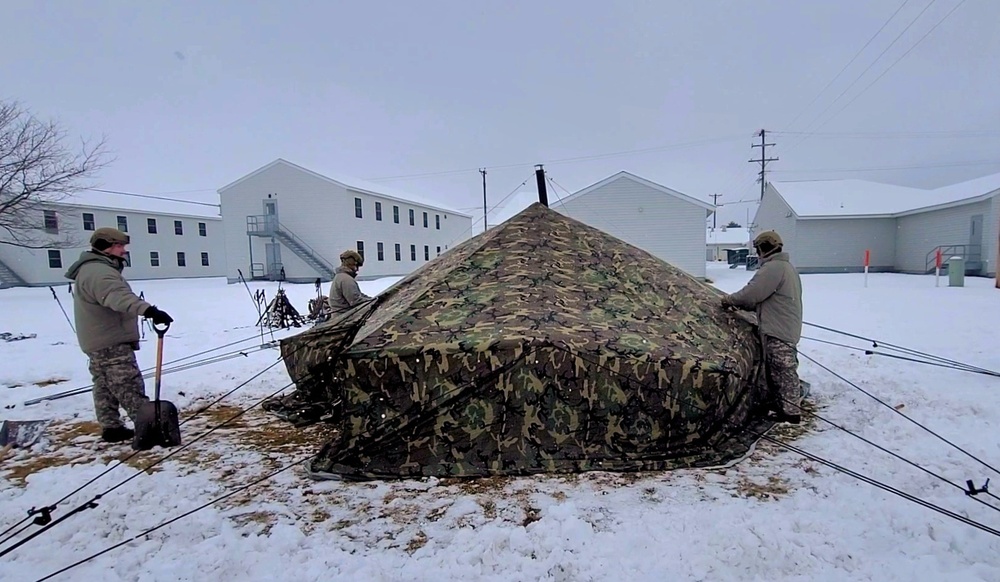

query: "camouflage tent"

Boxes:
[272, 202, 771, 480]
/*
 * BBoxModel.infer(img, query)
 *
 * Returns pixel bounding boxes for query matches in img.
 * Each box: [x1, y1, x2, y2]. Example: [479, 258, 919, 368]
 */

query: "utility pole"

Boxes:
[535, 164, 548, 207]
[749, 129, 778, 200]
[480, 168, 487, 234]
[710, 193, 722, 229]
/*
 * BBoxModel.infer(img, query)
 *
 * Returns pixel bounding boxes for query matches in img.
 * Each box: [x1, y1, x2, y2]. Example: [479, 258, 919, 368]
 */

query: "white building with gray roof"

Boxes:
[752, 174, 1000, 277]
[0, 191, 226, 288]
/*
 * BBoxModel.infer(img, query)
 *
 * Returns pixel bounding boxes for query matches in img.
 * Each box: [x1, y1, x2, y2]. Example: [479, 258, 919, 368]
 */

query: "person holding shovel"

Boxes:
[65, 227, 174, 443]
[720, 230, 804, 424]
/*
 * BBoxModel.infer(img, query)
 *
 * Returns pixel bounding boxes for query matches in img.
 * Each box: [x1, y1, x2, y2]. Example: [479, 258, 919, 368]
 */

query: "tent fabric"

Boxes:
[274, 202, 770, 480]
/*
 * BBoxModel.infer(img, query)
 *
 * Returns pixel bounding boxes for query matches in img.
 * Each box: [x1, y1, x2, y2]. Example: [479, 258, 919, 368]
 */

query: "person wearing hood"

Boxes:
[65, 227, 174, 443]
[327, 249, 372, 314]
[721, 230, 804, 424]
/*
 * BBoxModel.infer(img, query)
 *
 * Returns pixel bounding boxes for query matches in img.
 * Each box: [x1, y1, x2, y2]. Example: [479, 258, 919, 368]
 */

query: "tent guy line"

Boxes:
[798, 350, 1000, 480]
[0, 299, 383, 559]
[25, 338, 1000, 582]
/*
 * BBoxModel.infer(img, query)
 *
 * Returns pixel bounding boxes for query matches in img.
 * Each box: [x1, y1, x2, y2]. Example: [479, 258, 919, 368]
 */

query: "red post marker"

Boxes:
[936, 249, 943, 269]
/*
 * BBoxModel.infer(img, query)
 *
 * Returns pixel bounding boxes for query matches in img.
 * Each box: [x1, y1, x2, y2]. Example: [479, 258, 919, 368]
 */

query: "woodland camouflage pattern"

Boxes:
[274, 203, 770, 480]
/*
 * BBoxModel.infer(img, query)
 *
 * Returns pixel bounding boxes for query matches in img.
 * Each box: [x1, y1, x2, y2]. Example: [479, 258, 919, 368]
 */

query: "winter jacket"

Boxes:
[327, 266, 371, 313]
[65, 251, 151, 354]
[724, 251, 803, 345]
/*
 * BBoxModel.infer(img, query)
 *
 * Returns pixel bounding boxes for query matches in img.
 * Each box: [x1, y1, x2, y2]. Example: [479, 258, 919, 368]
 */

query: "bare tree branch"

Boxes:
[0, 100, 110, 249]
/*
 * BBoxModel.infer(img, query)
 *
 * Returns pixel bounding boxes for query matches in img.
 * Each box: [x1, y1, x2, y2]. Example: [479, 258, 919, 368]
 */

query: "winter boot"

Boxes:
[101, 426, 135, 443]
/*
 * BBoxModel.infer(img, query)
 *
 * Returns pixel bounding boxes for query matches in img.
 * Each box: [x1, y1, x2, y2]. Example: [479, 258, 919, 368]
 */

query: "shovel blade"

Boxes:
[0, 419, 50, 448]
[132, 400, 182, 451]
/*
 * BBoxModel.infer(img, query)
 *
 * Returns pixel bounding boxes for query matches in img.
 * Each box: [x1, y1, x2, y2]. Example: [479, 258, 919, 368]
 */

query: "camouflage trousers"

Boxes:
[764, 336, 802, 415]
[86, 343, 149, 429]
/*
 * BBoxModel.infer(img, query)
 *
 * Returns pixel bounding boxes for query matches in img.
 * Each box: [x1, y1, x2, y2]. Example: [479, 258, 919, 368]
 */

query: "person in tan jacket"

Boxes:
[328, 249, 372, 314]
[65, 227, 173, 442]
[721, 230, 804, 424]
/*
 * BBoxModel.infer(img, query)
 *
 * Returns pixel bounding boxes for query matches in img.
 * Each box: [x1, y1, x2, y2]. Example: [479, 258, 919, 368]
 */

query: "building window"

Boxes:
[150, 251, 160, 267]
[375, 201, 382, 221]
[47, 249, 62, 268]
[436, 246, 441, 256]
[423, 212, 428, 228]
[424, 245, 429, 260]
[82, 213, 95, 231]
[393, 205, 400, 224]
[198, 222, 207, 236]
[124, 251, 131, 267]
[174, 220, 183, 235]
[410, 244, 416, 261]
[201, 252, 210, 266]
[177, 252, 186, 267]
[435, 214, 440, 230]
[43, 210, 58, 233]
[394, 243, 401, 261]
[147, 218, 157, 234]
[117, 215, 128, 232]
[409, 209, 414, 226]
[355, 197, 363, 218]
[356, 240, 365, 261]
[377, 242, 384, 261]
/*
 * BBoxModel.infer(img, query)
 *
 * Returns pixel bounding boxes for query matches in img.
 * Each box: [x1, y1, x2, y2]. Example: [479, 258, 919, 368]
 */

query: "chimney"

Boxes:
[535, 164, 549, 207]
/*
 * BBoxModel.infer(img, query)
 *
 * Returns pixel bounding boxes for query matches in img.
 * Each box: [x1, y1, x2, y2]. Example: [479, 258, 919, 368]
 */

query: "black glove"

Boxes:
[144, 305, 173, 325]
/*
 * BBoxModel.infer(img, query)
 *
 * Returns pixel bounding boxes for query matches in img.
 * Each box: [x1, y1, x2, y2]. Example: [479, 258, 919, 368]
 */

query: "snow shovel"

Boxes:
[0, 419, 50, 448]
[133, 322, 182, 451]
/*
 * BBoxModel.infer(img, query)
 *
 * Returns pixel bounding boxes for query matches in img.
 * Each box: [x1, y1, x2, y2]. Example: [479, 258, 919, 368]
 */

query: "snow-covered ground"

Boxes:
[2, 263, 999, 581]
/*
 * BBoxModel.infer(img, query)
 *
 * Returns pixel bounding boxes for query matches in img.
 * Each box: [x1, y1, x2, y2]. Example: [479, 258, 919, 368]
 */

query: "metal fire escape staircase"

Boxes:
[246, 215, 337, 280]
[0, 257, 27, 288]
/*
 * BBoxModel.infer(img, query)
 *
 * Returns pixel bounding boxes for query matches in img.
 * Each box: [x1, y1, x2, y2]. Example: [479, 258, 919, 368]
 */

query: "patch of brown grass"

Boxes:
[734, 475, 789, 501]
[1, 419, 163, 485]
[406, 530, 428, 553]
[34, 377, 69, 388]
[479, 498, 497, 519]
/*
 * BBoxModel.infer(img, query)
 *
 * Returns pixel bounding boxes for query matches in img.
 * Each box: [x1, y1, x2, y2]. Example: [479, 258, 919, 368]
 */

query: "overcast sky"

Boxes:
[2, 0, 998, 226]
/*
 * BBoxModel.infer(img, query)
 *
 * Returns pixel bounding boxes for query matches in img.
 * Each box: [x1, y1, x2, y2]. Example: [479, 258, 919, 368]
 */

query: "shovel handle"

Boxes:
[153, 322, 170, 337]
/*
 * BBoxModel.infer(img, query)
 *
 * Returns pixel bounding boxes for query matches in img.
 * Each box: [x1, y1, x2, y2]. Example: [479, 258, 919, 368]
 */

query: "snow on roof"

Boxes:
[707, 227, 751, 246]
[773, 173, 1000, 218]
[220, 159, 472, 218]
[54, 190, 222, 219]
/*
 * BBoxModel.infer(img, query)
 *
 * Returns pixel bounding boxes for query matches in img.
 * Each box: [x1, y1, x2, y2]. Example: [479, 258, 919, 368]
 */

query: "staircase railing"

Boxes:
[245, 215, 337, 278]
[0, 257, 27, 288]
[274, 221, 337, 276]
[925, 244, 983, 273]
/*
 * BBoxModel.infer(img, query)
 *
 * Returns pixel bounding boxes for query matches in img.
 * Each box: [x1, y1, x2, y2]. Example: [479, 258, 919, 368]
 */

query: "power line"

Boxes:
[791, 0, 942, 140]
[782, 0, 914, 131]
[772, 157, 1000, 174]
[799, 0, 969, 138]
[772, 129, 1000, 139]
[80, 188, 220, 209]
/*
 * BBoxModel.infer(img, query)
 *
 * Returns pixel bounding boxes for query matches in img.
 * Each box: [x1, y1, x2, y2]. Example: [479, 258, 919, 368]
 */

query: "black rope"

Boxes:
[545, 343, 1000, 538]
[25, 337, 1000, 578]
[34, 450, 320, 582]
[804, 321, 998, 376]
[0, 373, 294, 559]
[798, 350, 1000, 479]
[23, 330, 273, 406]
[778, 396, 1000, 515]
[1, 301, 380, 558]
[800, 336, 1000, 378]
